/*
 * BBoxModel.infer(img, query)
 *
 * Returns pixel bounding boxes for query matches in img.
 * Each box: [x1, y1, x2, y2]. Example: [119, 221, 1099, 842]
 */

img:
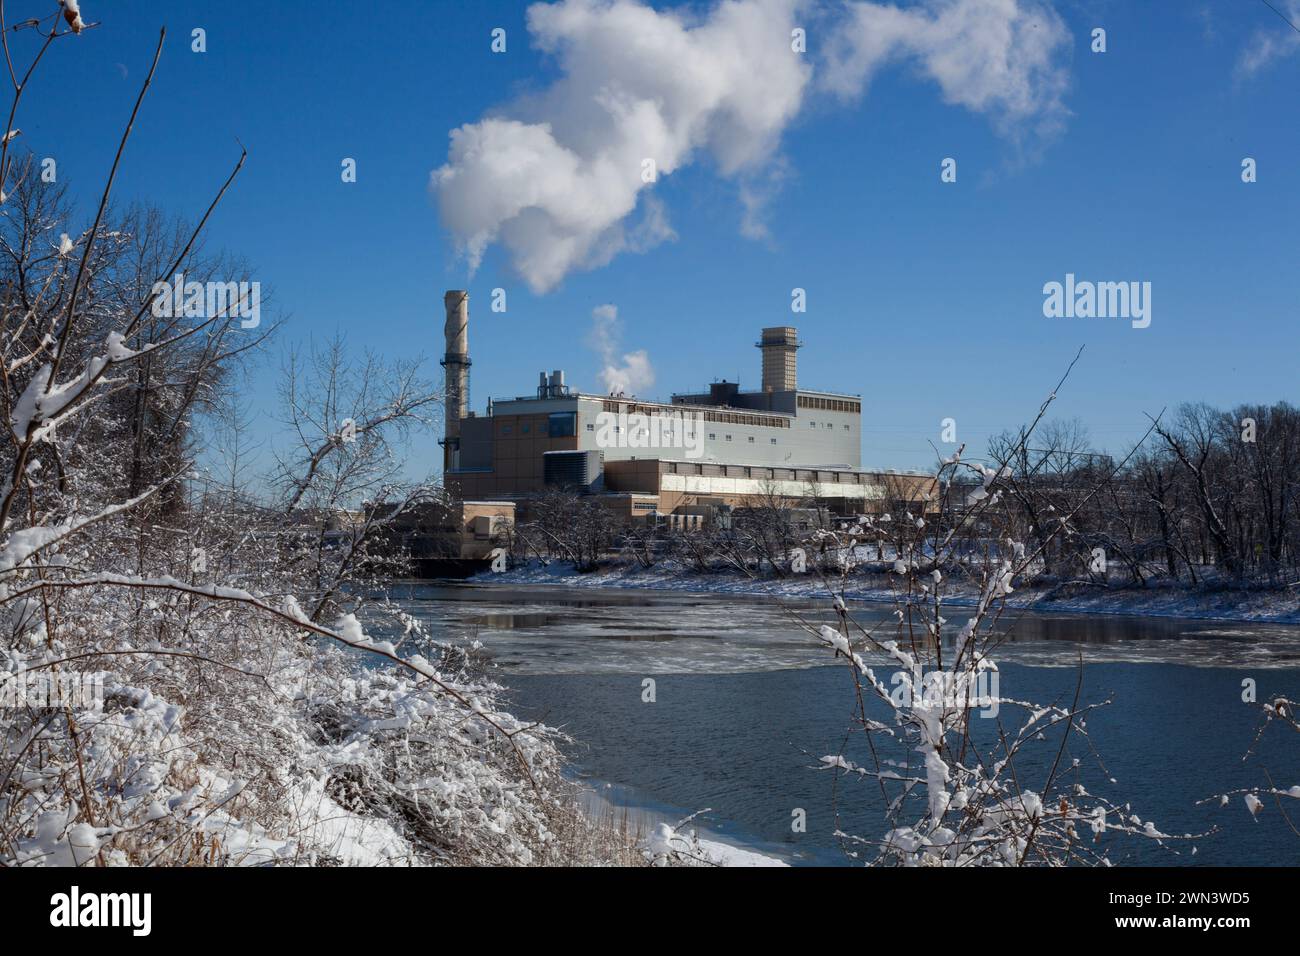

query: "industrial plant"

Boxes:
[438, 290, 934, 534]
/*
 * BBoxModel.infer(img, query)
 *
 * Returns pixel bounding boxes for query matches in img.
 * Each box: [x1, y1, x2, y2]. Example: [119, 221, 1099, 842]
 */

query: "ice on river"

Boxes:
[380, 583, 1300, 677]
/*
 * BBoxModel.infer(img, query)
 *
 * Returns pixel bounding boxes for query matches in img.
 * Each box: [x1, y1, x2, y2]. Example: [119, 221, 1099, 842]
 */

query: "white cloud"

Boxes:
[589, 303, 655, 396]
[434, 0, 1077, 293]
[1236, 0, 1300, 77]
[432, 0, 811, 293]
[821, 0, 1072, 148]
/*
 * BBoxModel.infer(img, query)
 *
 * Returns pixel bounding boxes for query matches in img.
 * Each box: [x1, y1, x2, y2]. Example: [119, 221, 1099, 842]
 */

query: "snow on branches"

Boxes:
[0, 11, 584, 869]
[797, 362, 1205, 865]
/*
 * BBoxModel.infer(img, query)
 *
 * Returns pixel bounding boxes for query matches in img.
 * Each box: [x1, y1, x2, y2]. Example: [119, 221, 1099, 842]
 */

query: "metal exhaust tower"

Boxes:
[440, 290, 471, 471]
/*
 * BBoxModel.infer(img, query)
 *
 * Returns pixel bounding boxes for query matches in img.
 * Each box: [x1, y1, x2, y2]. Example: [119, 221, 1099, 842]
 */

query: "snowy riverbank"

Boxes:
[471, 559, 1300, 625]
[576, 777, 793, 867]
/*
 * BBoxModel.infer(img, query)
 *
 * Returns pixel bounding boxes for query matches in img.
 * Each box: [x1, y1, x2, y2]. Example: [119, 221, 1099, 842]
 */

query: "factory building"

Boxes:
[439, 291, 934, 520]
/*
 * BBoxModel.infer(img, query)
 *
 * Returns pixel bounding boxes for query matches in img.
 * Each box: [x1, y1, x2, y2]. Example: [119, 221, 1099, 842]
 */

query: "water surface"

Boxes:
[389, 583, 1300, 866]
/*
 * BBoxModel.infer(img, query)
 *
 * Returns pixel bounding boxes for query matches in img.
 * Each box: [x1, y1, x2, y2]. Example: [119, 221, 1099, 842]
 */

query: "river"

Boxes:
[385, 582, 1300, 866]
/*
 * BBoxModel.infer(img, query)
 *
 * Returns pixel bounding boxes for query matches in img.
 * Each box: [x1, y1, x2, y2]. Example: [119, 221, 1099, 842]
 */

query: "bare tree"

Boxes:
[268, 335, 441, 621]
[784, 362, 1195, 864]
[0, 12, 579, 868]
[521, 486, 619, 572]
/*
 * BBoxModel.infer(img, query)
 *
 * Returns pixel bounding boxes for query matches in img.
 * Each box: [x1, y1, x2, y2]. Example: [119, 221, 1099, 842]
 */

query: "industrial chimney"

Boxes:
[757, 326, 800, 392]
[440, 290, 471, 470]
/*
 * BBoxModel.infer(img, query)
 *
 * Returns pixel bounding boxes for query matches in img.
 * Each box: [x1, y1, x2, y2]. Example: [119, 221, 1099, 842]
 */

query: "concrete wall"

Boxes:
[648, 459, 936, 514]
[582, 392, 860, 469]
[446, 403, 579, 499]
[603, 458, 663, 495]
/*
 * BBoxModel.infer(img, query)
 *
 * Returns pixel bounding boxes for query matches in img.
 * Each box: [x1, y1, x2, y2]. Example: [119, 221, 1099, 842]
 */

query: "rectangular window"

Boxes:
[725, 434, 732, 441]
[548, 411, 576, 437]
[770, 438, 777, 444]
[748, 436, 755, 443]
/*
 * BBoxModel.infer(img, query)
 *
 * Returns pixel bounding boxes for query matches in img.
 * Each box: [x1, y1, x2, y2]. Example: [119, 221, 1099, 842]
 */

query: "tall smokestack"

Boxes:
[441, 290, 471, 471]
[757, 326, 800, 392]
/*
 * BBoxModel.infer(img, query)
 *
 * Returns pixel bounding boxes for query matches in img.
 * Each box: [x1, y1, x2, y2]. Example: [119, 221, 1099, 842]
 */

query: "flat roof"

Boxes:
[670, 385, 862, 399]
[792, 388, 863, 399]
[493, 385, 863, 408]
[493, 392, 799, 417]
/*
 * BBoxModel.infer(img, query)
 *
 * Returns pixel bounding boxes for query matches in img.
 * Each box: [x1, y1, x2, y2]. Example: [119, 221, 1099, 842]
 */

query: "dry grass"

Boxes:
[543, 798, 654, 866]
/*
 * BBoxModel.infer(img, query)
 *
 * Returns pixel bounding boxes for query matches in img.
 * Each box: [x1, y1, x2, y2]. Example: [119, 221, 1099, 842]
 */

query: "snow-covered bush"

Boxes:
[803, 365, 1200, 865]
[0, 8, 590, 867]
[0, 558, 569, 865]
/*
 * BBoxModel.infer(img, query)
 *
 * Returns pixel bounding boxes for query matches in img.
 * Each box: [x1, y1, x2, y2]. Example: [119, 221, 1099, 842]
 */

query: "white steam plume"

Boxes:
[589, 304, 654, 396]
[822, 0, 1071, 148]
[434, 0, 1075, 291]
[432, 0, 810, 293]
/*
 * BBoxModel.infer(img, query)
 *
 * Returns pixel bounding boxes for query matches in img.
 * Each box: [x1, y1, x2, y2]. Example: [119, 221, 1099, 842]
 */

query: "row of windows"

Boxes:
[602, 400, 790, 429]
[589, 422, 844, 443]
[500, 412, 576, 438]
[808, 421, 852, 431]
[706, 433, 780, 444]
[798, 395, 861, 414]
[665, 460, 877, 483]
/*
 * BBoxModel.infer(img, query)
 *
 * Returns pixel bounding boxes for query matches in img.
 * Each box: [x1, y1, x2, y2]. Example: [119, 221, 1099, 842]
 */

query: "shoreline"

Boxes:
[466, 560, 1300, 626]
[574, 776, 797, 867]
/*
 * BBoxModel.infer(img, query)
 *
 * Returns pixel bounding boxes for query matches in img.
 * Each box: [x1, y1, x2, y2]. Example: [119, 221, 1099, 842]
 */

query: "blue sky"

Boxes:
[26, 0, 1300, 476]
